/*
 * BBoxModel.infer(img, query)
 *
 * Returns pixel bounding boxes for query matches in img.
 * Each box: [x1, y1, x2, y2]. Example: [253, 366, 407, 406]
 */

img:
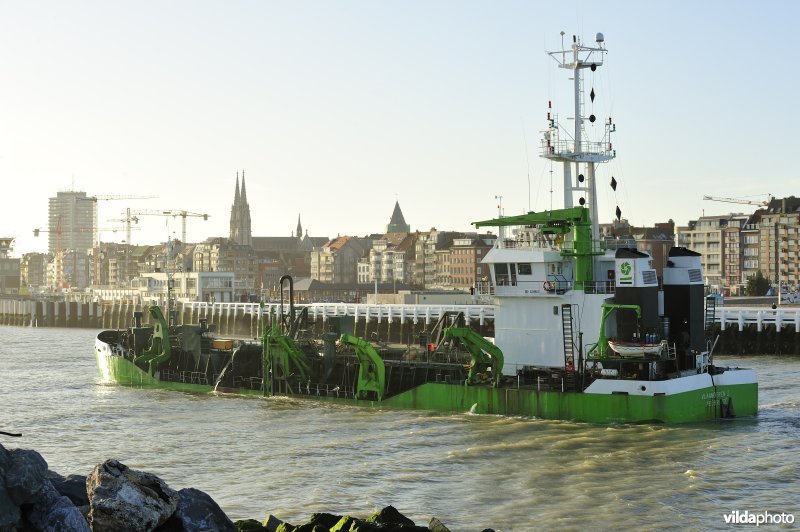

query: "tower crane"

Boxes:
[33, 225, 138, 239]
[68, 194, 156, 250]
[702, 194, 773, 207]
[168, 210, 209, 244]
[124, 209, 210, 243]
[78, 194, 157, 203]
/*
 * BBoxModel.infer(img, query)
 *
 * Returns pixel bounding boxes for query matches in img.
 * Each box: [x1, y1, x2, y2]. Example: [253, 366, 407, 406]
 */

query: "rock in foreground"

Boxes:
[254, 505, 438, 531]
[87, 459, 179, 531]
[1, 442, 461, 531]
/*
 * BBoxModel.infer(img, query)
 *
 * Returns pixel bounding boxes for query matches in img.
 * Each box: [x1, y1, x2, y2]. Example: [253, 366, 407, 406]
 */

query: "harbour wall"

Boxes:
[0, 298, 494, 345]
[1, 298, 797, 354]
[712, 306, 800, 355]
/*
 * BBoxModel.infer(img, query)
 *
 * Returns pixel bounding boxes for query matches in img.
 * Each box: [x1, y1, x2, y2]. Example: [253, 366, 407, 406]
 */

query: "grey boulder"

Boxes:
[5, 448, 48, 505]
[159, 487, 236, 532]
[87, 459, 178, 532]
[23, 479, 90, 532]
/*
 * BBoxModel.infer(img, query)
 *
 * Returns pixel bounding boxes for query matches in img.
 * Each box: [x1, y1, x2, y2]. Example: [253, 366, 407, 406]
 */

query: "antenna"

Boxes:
[544, 31, 614, 243]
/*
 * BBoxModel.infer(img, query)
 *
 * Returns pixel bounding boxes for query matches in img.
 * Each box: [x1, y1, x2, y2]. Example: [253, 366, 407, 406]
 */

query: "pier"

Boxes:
[2, 297, 799, 354]
[713, 306, 800, 355]
[0, 298, 494, 345]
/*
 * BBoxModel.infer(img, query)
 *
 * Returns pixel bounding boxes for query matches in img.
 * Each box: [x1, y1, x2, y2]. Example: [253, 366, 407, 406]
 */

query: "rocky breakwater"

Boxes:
[0, 443, 474, 532]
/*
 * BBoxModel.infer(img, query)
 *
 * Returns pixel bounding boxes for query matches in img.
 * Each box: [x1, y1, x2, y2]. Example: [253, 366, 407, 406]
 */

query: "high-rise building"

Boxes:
[48, 190, 97, 254]
[229, 171, 252, 246]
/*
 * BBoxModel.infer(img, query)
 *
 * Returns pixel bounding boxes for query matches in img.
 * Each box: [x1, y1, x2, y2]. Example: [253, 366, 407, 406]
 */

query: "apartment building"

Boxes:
[677, 214, 748, 292]
[759, 197, 800, 291]
[193, 238, 256, 297]
[310, 235, 369, 284]
[449, 234, 495, 291]
[0, 238, 20, 295]
[412, 229, 462, 289]
[740, 213, 762, 288]
[20, 252, 49, 293]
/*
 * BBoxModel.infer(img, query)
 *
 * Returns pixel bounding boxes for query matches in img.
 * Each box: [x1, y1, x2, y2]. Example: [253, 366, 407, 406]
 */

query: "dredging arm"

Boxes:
[263, 313, 311, 392]
[443, 327, 504, 387]
[339, 334, 386, 401]
[132, 306, 172, 376]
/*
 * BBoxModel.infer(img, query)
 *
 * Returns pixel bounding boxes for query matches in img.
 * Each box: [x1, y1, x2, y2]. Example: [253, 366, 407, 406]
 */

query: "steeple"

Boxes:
[296, 214, 303, 240]
[386, 200, 410, 233]
[229, 170, 252, 246]
[234, 172, 240, 204]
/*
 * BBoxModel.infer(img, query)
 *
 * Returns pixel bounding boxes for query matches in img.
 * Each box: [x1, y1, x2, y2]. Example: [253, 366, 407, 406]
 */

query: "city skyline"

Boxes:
[2, 1, 798, 257]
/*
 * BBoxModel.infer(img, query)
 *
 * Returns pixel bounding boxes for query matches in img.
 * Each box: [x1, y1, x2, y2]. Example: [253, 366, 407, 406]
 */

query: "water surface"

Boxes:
[2, 326, 797, 530]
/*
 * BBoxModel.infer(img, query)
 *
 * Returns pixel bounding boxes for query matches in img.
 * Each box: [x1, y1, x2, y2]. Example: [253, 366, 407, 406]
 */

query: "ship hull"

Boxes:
[95, 343, 757, 424]
[94, 338, 264, 397]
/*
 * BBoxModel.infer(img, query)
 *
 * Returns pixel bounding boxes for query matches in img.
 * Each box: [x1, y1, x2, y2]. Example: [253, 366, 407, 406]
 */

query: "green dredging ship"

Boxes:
[94, 32, 757, 423]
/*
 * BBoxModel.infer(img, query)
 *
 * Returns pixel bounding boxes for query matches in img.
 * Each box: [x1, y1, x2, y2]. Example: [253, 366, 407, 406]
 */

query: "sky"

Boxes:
[1, 0, 798, 256]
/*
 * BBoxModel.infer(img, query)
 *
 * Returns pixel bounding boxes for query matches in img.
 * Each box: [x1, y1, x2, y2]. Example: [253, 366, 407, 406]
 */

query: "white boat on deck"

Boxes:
[608, 339, 665, 356]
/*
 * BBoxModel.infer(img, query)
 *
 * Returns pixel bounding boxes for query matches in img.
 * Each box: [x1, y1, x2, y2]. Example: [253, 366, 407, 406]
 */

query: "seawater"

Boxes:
[1, 326, 798, 531]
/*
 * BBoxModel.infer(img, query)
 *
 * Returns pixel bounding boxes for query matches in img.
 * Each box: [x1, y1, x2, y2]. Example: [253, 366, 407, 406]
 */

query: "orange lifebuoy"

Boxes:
[543, 281, 554, 292]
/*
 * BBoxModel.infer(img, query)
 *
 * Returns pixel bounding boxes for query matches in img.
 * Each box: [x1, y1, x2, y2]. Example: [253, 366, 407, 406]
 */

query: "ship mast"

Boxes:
[543, 31, 615, 245]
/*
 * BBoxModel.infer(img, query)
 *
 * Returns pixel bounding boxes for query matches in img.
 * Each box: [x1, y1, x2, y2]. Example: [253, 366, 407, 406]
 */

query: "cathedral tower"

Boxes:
[229, 171, 252, 246]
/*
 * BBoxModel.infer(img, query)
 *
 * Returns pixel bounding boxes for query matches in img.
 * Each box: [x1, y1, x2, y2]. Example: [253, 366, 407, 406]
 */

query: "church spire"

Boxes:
[230, 171, 252, 246]
[386, 200, 410, 233]
[296, 214, 303, 240]
[234, 172, 240, 206]
[240, 170, 248, 205]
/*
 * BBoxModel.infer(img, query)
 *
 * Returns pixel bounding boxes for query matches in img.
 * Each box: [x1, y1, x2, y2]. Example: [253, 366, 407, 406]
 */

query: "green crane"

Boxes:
[133, 306, 172, 376]
[443, 327, 504, 387]
[473, 206, 601, 289]
[338, 334, 386, 401]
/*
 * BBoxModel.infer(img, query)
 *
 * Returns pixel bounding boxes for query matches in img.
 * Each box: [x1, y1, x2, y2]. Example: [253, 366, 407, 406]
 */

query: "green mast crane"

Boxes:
[473, 206, 601, 289]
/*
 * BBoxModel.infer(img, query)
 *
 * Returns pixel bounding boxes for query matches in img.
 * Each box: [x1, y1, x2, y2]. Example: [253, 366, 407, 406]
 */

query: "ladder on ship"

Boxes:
[704, 295, 717, 343]
[561, 304, 576, 369]
[561, 304, 579, 391]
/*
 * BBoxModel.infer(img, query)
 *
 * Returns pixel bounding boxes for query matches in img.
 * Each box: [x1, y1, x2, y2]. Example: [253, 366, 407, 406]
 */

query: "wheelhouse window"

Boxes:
[518, 263, 532, 276]
[495, 263, 509, 285]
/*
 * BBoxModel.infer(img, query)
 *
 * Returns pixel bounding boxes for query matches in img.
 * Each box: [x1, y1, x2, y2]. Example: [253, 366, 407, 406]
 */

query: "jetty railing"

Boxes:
[5, 296, 800, 336]
[716, 306, 800, 332]
[182, 301, 495, 326]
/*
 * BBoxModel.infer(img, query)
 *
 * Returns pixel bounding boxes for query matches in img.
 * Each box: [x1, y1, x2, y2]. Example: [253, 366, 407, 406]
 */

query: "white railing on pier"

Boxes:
[128, 300, 800, 332]
[180, 301, 495, 325]
[716, 306, 800, 332]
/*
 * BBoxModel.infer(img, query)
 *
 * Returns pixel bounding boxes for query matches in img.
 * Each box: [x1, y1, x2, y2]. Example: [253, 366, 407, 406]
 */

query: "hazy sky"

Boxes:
[1, 1, 796, 256]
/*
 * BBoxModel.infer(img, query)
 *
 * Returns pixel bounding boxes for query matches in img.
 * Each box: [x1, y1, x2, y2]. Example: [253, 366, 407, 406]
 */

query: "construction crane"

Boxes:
[125, 209, 210, 243]
[167, 210, 209, 243]
[33, 225, 137, 238]
[702, 194, 773, 207]
[67, 194, 156, 251]
[78, 194, 157, 203]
